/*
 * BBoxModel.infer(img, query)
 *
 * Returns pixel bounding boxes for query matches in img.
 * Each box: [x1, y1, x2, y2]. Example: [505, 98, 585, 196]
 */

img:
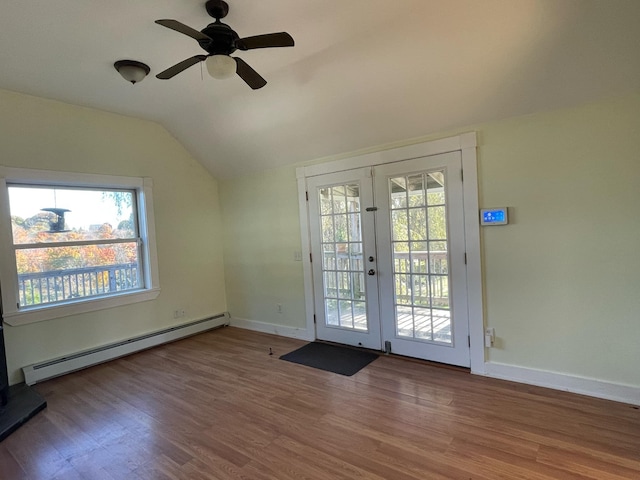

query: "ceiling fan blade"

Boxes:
[156, 55, 207, 80]
[234, 57, 267, 90]
[237, 32, 294, 51]
[155, 19, 211, 42]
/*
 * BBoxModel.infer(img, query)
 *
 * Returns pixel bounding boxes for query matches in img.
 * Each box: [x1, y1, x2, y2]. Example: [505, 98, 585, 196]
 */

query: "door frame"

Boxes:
[296, 132, 486, 375]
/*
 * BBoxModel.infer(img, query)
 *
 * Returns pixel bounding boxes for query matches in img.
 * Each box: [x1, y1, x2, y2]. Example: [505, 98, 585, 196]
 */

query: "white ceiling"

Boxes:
[1, 0, 639, 178]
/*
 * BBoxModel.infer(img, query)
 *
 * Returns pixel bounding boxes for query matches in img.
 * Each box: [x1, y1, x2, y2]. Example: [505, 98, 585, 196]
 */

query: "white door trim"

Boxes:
[296, 132, 485, 373]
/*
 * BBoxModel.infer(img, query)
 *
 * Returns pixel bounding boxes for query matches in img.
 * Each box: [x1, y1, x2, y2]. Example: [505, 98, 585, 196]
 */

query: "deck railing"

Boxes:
[18, 263, 139, 307]
[324, 251, 448, 306]
[393, 251, 449, 307]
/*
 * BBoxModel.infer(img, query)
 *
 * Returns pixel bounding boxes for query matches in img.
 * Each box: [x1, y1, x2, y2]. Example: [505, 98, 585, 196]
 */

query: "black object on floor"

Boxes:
[280, 342, 378, 376]
[0, 383, 47, 442]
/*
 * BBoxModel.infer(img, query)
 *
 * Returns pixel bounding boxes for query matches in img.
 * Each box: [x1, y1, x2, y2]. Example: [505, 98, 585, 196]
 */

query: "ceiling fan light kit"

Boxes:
[155, 0, 294, 89]
[206, 55, 236, 79]
[114, 60, 150, 84]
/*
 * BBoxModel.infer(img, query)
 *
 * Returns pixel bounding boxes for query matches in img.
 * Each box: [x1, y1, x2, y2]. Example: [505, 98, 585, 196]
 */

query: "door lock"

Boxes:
[368, 256, 375, 262]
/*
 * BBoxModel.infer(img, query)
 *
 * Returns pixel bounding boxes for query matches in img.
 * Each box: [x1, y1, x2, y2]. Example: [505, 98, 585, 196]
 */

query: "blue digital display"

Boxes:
[480, 208, 508, 225]
[483, 210, 505, 223]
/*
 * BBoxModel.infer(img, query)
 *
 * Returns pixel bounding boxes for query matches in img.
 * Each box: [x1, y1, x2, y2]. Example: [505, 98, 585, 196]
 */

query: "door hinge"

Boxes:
[464, 253, 467, 265]
[309, 253, 313, 262]
[461, 169, 464, 182]
[313, 314, 316, 324]
[468, 336, 471, 347]
[305, 191, 309, 201]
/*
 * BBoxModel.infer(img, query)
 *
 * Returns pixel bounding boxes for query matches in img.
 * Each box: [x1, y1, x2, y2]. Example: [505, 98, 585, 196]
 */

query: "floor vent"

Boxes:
[22, 313, 229, 385]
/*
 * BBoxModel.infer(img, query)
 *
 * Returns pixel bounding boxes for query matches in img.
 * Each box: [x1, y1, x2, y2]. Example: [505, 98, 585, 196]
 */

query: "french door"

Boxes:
[307, 168, 382, 349]
[307, 152, 470, 367]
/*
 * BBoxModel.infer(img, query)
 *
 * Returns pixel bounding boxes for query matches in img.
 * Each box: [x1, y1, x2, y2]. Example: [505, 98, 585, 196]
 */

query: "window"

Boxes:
[0, 167, 160, 325]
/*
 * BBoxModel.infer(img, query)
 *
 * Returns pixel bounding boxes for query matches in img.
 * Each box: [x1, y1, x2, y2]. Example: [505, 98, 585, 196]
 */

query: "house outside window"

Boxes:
[0, 167, 160, 325]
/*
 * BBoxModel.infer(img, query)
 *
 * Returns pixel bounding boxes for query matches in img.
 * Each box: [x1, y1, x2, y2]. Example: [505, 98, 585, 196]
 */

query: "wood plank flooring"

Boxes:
[1, 327, 638, 479]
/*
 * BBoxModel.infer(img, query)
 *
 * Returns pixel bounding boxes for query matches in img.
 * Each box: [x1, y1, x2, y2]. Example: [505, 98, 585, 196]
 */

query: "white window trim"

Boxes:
[0, 166, 161, 326]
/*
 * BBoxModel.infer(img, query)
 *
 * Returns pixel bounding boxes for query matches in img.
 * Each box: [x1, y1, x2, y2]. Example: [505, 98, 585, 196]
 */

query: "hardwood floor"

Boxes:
[1, 327, 638, 479]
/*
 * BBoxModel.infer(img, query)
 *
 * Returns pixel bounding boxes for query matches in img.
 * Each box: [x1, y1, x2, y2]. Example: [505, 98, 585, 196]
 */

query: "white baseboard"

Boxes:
[229, 317, 314, 342]
[22, 313, 230, 385]
[227, 320, 639, 406]
[482, 362, 640, 406]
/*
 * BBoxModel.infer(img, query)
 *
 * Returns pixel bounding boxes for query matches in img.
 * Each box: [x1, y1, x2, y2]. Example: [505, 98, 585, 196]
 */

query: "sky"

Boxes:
[8, 186, 130, 229]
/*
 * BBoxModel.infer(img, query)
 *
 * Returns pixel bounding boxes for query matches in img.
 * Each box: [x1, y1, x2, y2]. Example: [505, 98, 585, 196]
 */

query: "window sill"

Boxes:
[3, 288, 161, 326]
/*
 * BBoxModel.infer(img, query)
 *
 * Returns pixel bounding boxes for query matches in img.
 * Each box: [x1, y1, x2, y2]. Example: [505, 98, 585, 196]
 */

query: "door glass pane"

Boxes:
[389, 170, 452, 344]
[323, 271, 337, 297]
[407, 175, 425, 207]
[321, 216, 334, 243]
[326, 299, 339, 326]
[322, 244, 336, 270]
[353, 272, 366, 299]
[389, 177, 408, 209]
[353, 302, 367, 330]
[317, 183, 367, 332]
[391, 210, 408, 241]
[320, 188, 333, 214]
[332, 186, 347, 214]
[426, 173, 446, 205]
[428, 206, 447, 241]
[337, 272, 352, 298]
[339, 300, 354, 328]
[347, 186, 360, 212]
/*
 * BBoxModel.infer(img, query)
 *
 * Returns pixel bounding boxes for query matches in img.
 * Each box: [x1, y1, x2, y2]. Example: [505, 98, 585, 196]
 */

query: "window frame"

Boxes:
[0, 167, 161, 326]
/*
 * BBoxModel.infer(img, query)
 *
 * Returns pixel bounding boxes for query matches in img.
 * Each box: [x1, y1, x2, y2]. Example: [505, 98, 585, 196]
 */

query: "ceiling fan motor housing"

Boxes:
[199, 22, 239, 55]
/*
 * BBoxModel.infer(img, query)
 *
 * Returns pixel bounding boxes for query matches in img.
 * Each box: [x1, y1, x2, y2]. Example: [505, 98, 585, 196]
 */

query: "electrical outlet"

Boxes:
[485, 328, 495, 347]
[277, 304, 283, 314]
[294, 251, 303, 261]
[173, 309, 186, 319]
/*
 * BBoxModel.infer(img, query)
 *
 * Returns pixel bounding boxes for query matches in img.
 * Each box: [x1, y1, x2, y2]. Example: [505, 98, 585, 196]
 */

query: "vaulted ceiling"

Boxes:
[1, 0, 639, 178]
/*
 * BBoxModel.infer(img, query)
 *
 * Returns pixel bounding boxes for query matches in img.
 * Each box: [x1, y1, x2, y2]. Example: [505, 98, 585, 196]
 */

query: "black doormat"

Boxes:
[280, 342, 379, 376]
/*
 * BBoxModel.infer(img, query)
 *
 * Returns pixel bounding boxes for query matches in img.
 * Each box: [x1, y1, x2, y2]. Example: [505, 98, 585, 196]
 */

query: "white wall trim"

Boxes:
[3, 288, 161, 325]
[297, 133, 476, 179]
[461, 141, 485, 374]
[296, 175, 317, 337]
[229, 317, 315, 342]
[296, 132, 484, 368]
[483, 362, 640, 406]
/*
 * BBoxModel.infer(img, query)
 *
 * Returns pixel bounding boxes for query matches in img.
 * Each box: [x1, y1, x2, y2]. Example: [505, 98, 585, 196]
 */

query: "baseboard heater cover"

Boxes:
[22, 313, 230, 385]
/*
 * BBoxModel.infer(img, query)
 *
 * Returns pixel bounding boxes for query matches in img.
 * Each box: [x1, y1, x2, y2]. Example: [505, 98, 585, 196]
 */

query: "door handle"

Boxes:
[368, 269, 376, 276]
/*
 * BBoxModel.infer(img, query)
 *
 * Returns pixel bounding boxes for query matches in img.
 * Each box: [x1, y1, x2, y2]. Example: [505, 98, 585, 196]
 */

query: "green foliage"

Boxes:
[102, 191, 133, 217]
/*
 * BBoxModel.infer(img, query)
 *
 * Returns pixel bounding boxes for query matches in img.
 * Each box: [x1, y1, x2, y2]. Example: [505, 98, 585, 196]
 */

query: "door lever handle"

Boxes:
[368, 269, 376, 276]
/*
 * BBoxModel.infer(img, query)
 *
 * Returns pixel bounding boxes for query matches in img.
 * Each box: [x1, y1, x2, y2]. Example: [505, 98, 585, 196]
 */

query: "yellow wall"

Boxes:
[2, 86, 638, 390]
[0, 89, 227, 384]
[220, 91, 640, 388]
[479, 91, 640, 386]
[220, 167, 306, 329]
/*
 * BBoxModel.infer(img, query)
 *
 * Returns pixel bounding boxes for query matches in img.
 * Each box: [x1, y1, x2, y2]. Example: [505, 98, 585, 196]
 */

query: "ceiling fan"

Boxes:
[155, 0, 294, 89]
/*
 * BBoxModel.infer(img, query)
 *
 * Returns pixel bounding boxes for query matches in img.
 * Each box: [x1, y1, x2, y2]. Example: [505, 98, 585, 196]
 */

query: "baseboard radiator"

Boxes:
[22, 313, 230, 385]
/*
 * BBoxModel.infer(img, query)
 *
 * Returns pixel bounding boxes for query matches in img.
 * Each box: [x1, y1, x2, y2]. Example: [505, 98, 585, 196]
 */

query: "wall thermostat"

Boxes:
[480, 207, 508, 225]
